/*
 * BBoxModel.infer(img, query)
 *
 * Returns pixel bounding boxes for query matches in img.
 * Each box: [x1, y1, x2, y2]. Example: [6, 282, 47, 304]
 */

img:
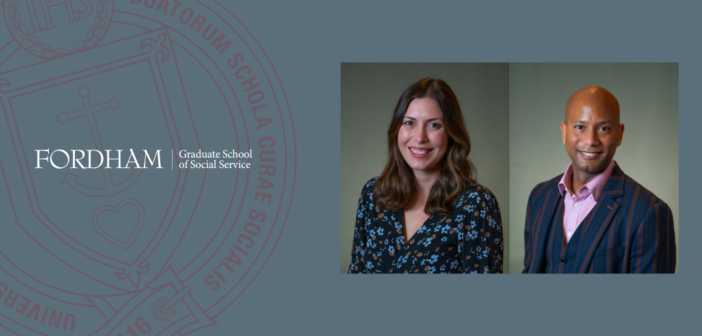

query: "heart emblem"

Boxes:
[92, 199, 145, 249]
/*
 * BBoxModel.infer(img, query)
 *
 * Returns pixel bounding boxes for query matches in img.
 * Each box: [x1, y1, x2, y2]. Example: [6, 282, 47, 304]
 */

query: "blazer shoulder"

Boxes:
[622, 175, 670, 209]
[528, 174, 563, 201]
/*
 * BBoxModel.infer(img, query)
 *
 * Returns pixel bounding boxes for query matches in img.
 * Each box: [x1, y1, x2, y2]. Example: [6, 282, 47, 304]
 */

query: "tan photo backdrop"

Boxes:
[340, 63, 510, 273]
[509, 63, 679, 273]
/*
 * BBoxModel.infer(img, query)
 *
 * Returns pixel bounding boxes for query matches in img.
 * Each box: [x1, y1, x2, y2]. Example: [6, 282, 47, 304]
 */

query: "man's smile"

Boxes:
[577, 150, 603, 160]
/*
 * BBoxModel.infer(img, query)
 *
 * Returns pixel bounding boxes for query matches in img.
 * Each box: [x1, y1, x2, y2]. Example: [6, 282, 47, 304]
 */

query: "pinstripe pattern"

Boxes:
[523, 164, 676, 273]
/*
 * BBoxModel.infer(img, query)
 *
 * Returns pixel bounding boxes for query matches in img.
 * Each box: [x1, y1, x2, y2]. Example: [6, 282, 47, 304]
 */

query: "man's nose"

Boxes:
[582, 128, 601, 146]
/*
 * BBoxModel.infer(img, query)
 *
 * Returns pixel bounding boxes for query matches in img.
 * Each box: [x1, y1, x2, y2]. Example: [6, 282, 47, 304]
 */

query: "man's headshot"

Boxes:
[560, 86, 623, 180]
[509, 63, 678, 273]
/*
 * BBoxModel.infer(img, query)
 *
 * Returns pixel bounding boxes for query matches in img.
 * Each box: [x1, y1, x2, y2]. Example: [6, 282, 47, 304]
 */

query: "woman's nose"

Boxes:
[415, 126, 428, 142]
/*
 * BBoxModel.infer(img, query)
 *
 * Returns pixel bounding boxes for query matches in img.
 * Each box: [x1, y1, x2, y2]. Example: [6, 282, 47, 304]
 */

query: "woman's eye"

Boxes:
[429, 123, 441, 128]
[403, 120, 413, 126]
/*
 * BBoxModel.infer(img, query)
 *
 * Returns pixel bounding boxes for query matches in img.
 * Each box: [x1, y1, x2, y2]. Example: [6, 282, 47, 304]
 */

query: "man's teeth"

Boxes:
[582, 152, 598, 157]
[410, 148, 429, 155]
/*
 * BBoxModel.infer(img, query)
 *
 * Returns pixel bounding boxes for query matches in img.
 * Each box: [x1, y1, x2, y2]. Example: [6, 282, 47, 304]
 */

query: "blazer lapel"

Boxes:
[531, 181, 563, 273]
[573, 165, 626, 273]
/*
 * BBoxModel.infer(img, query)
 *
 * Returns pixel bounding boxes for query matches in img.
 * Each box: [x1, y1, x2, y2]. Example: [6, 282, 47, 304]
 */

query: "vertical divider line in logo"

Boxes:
[171, 149, 173, 170]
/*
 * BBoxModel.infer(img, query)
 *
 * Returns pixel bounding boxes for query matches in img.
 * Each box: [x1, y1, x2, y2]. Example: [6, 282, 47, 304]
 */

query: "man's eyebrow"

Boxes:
[572, 120, 613, 125]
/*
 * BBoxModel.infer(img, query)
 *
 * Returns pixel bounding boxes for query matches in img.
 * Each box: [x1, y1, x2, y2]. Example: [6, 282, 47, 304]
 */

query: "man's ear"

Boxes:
[617, 123, 625, 146]
[560, 121, 567, 145]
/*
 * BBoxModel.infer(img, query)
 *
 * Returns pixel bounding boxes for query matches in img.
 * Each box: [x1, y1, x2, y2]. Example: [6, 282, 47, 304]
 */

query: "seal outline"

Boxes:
[4, 0, 114, 59]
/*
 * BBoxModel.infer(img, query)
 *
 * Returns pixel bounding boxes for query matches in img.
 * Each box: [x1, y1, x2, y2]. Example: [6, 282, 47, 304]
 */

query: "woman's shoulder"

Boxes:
[455, 182, 499, 208]
[360, 177, 379, 193]
[364, 177, 379, 188]
[358, 177, 379, 200]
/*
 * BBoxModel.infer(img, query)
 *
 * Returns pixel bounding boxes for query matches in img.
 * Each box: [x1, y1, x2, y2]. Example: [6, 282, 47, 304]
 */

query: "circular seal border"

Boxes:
[113, 1, 297, 319]
[0, 0, 296, 334]
[4, 0, 114, 59]
[194, 1, 297, 319]
[116, 0, 299, 324]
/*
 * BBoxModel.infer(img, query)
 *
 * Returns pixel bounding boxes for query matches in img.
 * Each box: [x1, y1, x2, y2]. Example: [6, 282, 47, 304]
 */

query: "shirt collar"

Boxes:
[558, 160, 616, 201]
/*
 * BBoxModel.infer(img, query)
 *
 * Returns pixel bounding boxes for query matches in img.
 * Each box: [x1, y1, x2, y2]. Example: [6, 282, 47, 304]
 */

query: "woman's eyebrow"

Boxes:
[403, 117, 443, 121]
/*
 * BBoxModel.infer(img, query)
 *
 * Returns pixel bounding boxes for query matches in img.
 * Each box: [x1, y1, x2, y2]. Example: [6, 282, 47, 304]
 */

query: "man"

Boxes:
[523, 85, 676, 273]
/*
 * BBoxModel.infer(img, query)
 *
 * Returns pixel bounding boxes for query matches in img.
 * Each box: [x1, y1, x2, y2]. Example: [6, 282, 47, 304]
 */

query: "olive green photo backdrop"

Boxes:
[340, 63, 510, 273]
[509, 63, 679, 273]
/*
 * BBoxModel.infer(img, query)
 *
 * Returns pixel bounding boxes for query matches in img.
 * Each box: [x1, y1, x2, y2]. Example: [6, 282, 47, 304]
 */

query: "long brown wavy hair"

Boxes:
[374, 78, 476, 215]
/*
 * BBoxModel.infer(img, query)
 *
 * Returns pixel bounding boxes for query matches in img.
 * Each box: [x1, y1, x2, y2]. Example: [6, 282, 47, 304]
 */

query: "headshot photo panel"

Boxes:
[509, 63, 679, 274]
[340, 62, 678, 275]
[340, 63, 509, 274]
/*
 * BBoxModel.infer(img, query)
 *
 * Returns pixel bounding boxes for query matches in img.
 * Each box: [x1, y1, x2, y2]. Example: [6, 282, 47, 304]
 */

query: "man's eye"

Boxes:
[600, 127, 610, 131]
[575, 125, 584, 130]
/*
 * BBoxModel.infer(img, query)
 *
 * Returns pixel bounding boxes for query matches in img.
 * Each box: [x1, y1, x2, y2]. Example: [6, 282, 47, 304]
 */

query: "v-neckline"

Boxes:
[401, 211, 433, 245]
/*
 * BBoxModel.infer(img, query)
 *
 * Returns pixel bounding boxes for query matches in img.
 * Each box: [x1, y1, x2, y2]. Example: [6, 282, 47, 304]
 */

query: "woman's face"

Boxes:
[398, 97, 448, 175]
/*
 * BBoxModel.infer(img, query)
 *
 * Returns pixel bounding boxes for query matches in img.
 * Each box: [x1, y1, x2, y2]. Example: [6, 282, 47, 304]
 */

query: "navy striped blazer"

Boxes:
[523, 164, 676, 273]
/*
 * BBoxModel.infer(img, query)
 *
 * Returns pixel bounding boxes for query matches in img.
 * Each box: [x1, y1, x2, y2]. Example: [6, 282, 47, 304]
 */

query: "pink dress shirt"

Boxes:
[557, 160, 616, 243]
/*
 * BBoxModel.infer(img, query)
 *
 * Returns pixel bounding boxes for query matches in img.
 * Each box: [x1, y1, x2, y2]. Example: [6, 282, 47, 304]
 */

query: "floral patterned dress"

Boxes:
[348, 177, 504, 274]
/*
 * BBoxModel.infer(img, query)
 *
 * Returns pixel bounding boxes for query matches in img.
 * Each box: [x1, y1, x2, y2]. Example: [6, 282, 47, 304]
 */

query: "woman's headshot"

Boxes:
[341, 64, 510, 274]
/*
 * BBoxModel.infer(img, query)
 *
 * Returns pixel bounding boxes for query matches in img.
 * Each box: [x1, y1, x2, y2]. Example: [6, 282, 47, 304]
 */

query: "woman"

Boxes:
[348, 78, 503, 274]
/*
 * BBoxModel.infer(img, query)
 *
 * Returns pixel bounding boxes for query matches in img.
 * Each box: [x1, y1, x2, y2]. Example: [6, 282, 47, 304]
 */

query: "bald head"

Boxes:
[565, 86, 620, 124]
[560, 85, 624, 188]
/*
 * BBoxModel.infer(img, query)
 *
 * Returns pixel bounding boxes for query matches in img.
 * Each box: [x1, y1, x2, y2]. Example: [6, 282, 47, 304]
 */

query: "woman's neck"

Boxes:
[413, 170, 439, 200]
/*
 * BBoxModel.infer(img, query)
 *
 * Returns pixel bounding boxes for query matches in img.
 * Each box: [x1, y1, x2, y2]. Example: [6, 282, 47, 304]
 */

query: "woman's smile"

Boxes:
[408, 146, 434, 158]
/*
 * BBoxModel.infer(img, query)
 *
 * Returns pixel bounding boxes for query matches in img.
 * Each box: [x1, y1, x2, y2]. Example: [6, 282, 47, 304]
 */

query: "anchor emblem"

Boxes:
[57, 86, 144, 197]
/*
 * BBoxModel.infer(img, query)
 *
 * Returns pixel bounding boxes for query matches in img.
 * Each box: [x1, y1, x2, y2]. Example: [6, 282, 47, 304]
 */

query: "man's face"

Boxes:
[560, 101, 624, 177]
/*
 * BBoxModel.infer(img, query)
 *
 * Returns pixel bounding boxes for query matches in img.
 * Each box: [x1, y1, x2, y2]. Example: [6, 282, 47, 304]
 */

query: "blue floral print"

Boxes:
[348, 178, 504, 274]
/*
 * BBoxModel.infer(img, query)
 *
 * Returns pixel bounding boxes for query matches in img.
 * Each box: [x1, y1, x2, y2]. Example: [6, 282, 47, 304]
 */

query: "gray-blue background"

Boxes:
[216, 0, 695, 335]
[2, 0, 697, 335]
[222, 1, 695, 335]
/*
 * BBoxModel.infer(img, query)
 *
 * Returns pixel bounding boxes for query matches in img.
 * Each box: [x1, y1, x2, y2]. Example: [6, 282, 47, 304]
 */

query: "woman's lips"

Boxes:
[409, 147, 433, 159]
[578, 150, 603, 161]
